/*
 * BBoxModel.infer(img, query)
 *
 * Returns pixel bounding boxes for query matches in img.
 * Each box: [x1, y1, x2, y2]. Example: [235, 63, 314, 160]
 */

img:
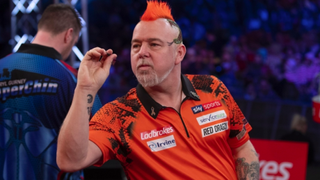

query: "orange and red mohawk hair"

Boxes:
[140, 0, 174, 21]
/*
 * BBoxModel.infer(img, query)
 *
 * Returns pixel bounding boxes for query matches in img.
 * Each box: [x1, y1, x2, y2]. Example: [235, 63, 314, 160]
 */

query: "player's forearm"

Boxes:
[57, 87, 96, 171]
[232, 141, 260, 180]
[235, 156, 259, 180]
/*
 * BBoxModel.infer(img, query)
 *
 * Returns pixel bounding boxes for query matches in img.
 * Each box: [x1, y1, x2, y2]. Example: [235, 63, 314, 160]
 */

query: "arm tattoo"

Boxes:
[87, 94, 93, 115]
[236, 158, 260, 180]
[87, 107, 93, 115]
[87, 94, 93, 103]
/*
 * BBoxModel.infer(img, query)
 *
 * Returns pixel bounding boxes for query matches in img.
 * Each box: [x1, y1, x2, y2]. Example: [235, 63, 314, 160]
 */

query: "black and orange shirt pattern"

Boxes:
[89, 74, 252, 180]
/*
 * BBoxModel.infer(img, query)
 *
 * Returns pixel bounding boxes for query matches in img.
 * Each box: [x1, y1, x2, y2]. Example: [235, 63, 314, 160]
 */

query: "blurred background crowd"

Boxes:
[1, 0, 320, 104]
[87, 0, 320, 103]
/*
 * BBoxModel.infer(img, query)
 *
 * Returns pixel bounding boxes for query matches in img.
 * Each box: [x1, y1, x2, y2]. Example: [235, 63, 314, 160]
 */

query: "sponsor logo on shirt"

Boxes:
[191, 100, 222, 114]
[0, 69, 60, 102]
[140, 126, 174, 140]
[191, 105, 203, 114]
[147, 135, 176, 152]
[201, 121, 228, 137]
[196, 110, 227, 125]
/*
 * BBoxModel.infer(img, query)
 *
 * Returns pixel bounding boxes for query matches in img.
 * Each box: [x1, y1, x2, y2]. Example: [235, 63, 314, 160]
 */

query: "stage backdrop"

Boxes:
[251, 139, 308, 180]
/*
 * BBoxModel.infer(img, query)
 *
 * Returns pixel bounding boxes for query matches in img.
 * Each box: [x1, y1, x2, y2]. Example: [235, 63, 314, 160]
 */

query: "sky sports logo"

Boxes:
[191, 100, 222, 114]
[140, 126, 174, 140]
[201, 121, 228, 137]
[147, 135, 176, 152]
[196, 110, 227, 126]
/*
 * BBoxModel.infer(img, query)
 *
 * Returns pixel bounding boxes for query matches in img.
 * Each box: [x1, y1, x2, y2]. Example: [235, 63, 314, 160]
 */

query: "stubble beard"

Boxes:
[135, 66, 170, 88]
[136, 70, 159, 87]
[135, 59, 173, 87]
[137, 67, 174, 87]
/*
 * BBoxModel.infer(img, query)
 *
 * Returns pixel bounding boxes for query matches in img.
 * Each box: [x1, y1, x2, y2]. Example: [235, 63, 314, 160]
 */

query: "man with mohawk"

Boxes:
[57, 0, 260, 179]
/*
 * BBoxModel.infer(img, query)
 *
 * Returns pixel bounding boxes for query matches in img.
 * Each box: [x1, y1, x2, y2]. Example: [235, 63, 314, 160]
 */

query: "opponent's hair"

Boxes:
[38, 3, 82, 36]
[140, 0, 183, 44]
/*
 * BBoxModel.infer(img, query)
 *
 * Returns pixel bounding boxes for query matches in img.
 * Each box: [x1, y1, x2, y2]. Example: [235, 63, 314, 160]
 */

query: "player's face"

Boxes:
[131, 19, 179, 87]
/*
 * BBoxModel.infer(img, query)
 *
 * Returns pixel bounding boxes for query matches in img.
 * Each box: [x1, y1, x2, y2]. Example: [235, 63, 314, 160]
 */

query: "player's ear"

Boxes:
[64, 28, 74, 43]
[175, 44, 186, 64]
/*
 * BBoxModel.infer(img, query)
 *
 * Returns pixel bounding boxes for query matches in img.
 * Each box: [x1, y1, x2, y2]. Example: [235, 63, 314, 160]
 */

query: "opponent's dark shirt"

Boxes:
[0, 44, 101, 180]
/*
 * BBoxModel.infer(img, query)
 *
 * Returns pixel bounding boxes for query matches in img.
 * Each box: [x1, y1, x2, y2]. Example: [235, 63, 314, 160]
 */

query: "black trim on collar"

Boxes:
[17, 44, 62, 60]
[136, 74, 200, 119]
[181, 74, 201, 101]
[136, 84, 163, 119]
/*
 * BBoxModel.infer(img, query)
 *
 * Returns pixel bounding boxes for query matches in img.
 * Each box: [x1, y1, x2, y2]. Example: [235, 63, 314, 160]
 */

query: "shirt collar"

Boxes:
[136, 74, 200, 119]
[17, 44, 62, 60]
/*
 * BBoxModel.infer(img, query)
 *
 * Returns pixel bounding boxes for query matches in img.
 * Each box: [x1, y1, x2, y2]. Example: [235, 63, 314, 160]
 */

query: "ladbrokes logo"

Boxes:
[191, 100, 222, 114]
[140, 126, 174, 140]
[196, 110, 227, 125]
[147, 135, 176, 152]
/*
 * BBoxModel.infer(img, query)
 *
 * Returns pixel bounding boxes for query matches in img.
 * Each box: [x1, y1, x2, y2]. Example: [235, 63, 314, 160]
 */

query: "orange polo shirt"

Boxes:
[89, 74, 252, 180]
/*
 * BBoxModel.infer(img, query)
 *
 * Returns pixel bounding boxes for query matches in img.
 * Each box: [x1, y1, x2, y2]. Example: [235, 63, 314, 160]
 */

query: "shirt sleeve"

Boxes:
[89, 105, 118, 166]
[88, 100, 133, 167]
[213, 76, 252, 148]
